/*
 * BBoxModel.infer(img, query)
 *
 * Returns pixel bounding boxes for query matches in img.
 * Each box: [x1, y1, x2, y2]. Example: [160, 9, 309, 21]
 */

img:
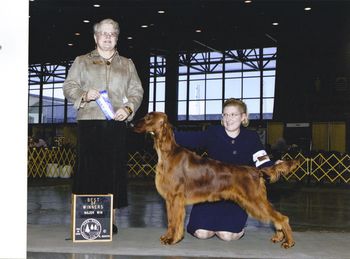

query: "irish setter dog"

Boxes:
[133, 112, 299, 248]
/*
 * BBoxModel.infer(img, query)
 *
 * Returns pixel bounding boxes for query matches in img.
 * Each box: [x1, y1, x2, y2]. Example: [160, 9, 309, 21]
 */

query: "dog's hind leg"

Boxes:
[243, 198, 295, 249]
[160, 194, 185, 245]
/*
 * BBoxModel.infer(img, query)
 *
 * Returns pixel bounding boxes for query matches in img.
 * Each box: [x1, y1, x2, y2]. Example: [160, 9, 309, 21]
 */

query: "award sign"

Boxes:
[71, 194, 113, 242]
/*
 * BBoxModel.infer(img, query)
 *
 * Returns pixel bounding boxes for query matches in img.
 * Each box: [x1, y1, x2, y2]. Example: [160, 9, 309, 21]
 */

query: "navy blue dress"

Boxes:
[175, 125, 273, 235]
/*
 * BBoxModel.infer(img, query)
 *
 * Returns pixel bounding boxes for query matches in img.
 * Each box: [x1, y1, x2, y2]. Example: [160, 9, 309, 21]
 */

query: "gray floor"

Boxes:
[27, 178, 350, 258]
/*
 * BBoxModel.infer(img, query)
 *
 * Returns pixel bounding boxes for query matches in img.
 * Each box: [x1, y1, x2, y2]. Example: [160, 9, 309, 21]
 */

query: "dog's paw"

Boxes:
[271, 230, 284, 243]
[271, 235, 284, 243]
[160, 235, 174, 245]
[160, 234, 183, 245]
[281, 241, 295, 249]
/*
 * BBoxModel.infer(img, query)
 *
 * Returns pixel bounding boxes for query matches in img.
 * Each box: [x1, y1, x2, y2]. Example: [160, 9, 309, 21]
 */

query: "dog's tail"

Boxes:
[260, 160, 300, 183]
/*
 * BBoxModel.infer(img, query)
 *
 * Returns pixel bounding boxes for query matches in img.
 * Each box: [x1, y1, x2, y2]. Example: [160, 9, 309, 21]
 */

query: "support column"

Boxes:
[165, 50, 179, 123]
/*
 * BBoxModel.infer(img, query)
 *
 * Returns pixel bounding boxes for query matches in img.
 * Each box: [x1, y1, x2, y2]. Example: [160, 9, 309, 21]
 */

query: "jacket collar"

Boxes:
[88, 49, 121, 64]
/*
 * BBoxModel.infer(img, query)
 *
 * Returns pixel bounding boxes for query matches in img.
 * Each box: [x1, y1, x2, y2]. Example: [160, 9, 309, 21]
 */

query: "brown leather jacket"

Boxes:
[63, 49, 144, 121]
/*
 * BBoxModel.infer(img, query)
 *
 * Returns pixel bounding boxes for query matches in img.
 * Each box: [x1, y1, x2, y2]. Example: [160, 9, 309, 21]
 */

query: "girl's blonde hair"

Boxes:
[222, 98, 249, 127]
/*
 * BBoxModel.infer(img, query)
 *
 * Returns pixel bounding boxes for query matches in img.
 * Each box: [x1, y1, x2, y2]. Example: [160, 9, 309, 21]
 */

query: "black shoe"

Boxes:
[113, 224, 118, 234]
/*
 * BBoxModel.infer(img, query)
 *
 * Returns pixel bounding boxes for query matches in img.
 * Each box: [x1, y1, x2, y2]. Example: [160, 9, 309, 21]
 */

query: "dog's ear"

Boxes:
[159, 120, 172, 152]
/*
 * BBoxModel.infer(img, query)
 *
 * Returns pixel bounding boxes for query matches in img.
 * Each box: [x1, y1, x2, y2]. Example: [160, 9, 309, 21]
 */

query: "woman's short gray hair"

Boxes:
[93, 18, 120, 35]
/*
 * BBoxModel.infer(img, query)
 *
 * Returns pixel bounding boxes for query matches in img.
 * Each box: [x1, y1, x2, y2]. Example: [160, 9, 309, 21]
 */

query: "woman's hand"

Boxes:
[83, 89, 100, 102]
[114, 107, 129, 121]
[275, 159, 284, 164]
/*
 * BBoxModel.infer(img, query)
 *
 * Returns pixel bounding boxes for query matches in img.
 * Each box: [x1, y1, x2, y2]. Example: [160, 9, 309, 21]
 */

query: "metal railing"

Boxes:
[28, 148, 350, 184]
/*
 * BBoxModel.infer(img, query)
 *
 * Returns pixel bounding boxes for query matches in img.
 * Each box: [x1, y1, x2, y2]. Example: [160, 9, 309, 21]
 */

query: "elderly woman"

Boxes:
[63, 18, 144, 234]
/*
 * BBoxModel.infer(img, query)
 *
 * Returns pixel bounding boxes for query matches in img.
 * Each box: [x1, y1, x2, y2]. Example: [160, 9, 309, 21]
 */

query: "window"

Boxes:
[178, 47, 277, 120]
[178, 52, 225, 121]
[29, 47, 276, 125]
[28, 63, 69, 124]
[148, 55, 166, 112]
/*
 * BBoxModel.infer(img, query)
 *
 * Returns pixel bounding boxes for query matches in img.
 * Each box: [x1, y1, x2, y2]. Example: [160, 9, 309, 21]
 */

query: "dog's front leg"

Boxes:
[160, 195, 185, 245]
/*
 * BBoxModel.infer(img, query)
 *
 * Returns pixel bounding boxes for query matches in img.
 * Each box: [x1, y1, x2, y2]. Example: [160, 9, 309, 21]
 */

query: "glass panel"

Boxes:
[210, 63, 223, 72]
[189, 80, 205, 99]
[225, 78, 241, 99]
[67, 104, 77, 123]
[28, 106, 39, 123]
[225, 72, 242, 78]
[242, 78, 260, 98]
[53, 105, 64, 123]
[53, 88, 65, 104]
[179, 75, 187, 81]
[179, 66, 187, 74]
[207, 73, 222, 79]
[189, 100, 205, 120]
[244, 98, 260, 120]
[149, 84, 154, 101]
[156, 82, 165, 101]
[54, 82, 63, 88]
[225, 51, 239, 61]
[178, 81, 187, 100]
[242, 63, 256, 70]
[156, 56, 164, 63]
[206, 79, 222, 99]
[29, 84, 40, 90]
[29, 89, 40, 106]
[263, 98, 274, 119]
[264, 60, 276, 69]
[210, 52, 223, 60]
[263, 77, 275, 97]
[263, 70, 275, 76]
[156, 76, 165, 82]
[148, 102, 154, 112]
[246, 48, 260, 56]
[194, 52, 207, 61]
[43, 88, 53, 98]
[155, 101, 165, 112]
[189, 65, 205, 73]
[225, 62, 241, 71]
[190, 74, 205, 80]
[177, 101, 187, 121]
[42, 105, 53, 123]
[243, 71, 260, 77]
[43, 83, 53, 89]
[206, 100, 222, 120]
[263, 47, 277, 56]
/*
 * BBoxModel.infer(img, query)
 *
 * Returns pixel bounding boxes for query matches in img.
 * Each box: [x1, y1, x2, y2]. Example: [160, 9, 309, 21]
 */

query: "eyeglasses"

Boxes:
[97, 31, 118, 38]
[222, 113, 242, 119]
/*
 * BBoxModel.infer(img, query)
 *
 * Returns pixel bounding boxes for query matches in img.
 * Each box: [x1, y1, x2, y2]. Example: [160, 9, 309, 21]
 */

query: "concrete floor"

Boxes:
[27, 178, 350, 258]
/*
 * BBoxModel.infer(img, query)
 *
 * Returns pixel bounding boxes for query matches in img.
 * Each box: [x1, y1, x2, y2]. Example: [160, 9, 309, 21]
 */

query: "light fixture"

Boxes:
[75, 32, 81, 36]
[158, 10, 165, 14]
[272, 22, 279, 26]
[304, 7, 311, 11]
[68, 43, 74, 46]
[127, 36, 133, 40]
[83, 20, 90, 23]
[244, 0, 252, 3]
[195, 29, 202, 33]
[93, 4, 101, 7]
[141, 24, 148, 28]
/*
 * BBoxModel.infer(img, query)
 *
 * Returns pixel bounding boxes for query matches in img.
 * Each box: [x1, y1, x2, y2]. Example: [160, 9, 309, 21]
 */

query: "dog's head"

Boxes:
[133, 112, 169, 136]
